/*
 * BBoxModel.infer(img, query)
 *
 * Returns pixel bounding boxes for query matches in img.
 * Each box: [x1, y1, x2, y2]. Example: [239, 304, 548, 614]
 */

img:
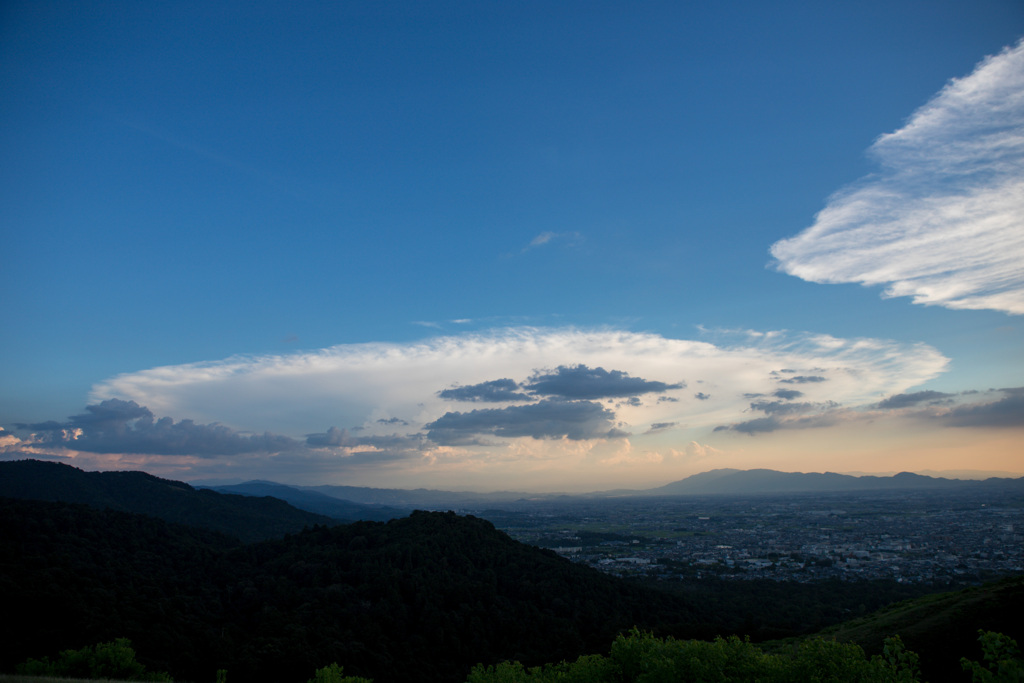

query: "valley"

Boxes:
[2, 459, 1022, 682]
[471, 487, 1024, 584]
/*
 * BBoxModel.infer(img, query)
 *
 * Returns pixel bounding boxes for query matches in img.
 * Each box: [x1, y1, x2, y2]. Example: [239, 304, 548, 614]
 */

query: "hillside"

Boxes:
[205, 480, 410, 521]
[0, 497, 700, 683]
[817, 574, 1024, 683]
[0, 459, 336, 542]
[4, 460, 1020, 682]
[302, 483, 538, 508]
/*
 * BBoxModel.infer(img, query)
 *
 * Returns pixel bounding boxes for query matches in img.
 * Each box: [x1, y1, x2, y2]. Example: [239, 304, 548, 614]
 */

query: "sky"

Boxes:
[2, 1, 1023, 491]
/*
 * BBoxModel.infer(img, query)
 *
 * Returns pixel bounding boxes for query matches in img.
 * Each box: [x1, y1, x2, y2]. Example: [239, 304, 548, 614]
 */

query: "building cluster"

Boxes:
[486, 487, 1024, 584]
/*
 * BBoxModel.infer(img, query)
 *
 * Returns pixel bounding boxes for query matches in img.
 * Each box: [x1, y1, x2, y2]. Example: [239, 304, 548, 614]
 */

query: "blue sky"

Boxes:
[2, 1, 1023, 490]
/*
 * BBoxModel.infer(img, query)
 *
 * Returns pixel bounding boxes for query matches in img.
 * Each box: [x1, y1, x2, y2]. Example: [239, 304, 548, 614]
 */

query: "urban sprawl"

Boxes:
[475, 488, 1023, 584]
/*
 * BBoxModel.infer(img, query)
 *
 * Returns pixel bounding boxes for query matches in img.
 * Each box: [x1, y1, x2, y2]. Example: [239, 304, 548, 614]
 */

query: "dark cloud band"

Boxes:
[22, 399, 301, 456]
[525, 364, 683, 399]
[438, 378, 532, 402]
[425, 399, 623, 445]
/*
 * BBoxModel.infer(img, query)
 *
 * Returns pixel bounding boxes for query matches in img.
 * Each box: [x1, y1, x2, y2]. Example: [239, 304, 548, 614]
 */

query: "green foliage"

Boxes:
[15, 638, 172, 681]
[4, 492, 1021, 683]
[536, 654, 617, 682]
[879, 635, 920, 683]
[307, 662, 373, 683]
[787, 636, 915, 682]
[816, 575, 1024, 681]
[466, 629, 926, 683]
[961, 630, 1024, 683]
[216, 669, 228, 683]
[466, 654, 615, 683]
[611, 630, 773, 682]
[466, 661, 531, 683]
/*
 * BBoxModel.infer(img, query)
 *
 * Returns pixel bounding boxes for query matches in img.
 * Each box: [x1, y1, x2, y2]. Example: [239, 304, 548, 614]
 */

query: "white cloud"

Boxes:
[90, 327, 948, 443]
[522, 231, 583, 252]
[771, 39, 1024, 315]
[665, 441, 725, 462]
[530, 232, 556, 247]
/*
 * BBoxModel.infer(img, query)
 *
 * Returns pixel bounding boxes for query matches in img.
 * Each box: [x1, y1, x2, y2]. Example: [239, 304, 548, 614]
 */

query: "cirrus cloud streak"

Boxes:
[771, 39, 1024, 315]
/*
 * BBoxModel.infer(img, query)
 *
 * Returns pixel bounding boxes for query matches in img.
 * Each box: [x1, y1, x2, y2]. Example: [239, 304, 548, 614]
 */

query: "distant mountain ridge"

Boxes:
[217, 468, 1024, 512]
[0, 459, 336, 542]
[645, 468, 1024, 496]
[206, 480, 410, 521]
[5, 459, 1022, 529]
[302, 483, 537, 507]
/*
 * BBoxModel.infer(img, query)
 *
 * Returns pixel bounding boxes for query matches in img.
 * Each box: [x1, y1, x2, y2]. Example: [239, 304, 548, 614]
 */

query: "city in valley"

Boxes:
[460, 488, 1023, 585]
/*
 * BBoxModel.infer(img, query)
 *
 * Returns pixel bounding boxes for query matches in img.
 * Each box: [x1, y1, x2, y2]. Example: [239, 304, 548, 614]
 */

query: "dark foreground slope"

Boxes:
[817, 574, 1024, 683]
[0, 498, 236, 678]
[634, 574, 944, 643]
[0, 498, 699, 683]
[0, 459, 335, 542]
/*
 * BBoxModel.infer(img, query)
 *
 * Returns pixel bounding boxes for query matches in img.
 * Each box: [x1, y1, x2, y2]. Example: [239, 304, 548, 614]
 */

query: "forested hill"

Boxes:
[0, 458, 336, 542]
[205, 480, 410, 522]
[0, 497, 701, 683]
[817, 573, 1024, 683]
